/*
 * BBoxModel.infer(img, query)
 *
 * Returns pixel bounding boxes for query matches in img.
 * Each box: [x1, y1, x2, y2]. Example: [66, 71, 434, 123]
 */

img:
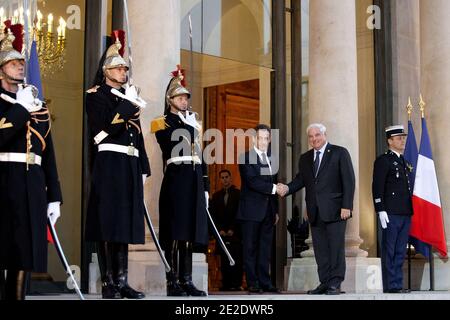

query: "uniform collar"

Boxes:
[389, 149, 401, 158]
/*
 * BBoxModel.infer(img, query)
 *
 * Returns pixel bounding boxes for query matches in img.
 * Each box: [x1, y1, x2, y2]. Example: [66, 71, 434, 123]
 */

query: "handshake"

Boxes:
[276, 183, 289, 197]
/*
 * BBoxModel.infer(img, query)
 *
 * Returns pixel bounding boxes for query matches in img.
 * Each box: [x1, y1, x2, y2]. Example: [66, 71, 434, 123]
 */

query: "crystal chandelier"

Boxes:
[0, 2, 67, 78]
[34, 10, 67, 77]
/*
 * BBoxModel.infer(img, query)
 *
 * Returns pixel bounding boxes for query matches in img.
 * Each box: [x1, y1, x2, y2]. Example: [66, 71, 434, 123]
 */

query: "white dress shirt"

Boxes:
[254, 146, 277, 195]
[314, 142, 329, 170]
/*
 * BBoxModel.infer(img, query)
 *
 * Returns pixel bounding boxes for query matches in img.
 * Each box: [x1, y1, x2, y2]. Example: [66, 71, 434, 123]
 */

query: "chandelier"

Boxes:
[34, 10, 67, 77]
[0, 5, 67, 78]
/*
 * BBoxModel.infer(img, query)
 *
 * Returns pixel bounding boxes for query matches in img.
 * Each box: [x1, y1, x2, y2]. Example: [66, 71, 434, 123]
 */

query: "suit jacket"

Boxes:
[237, 149, 278, 222]
[211, 185, 241, 233]
[287, 143, 355, 223]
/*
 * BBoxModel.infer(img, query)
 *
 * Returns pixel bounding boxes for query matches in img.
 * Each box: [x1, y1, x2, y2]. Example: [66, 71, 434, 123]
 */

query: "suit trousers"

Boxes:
[240, 205, 274, 288]
[311, 213, 347, 288]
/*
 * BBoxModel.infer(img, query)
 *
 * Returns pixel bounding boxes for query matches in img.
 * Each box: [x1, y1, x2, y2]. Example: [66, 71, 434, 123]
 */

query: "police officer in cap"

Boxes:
[372, 125, 413, 293]
[152, 66, 209, 297]
[85, 32, 150, 299]
[0, 29, 62, 300]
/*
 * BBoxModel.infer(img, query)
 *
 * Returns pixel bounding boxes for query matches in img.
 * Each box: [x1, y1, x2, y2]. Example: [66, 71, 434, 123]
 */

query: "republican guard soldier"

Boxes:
[85, 32, 150, 299]
[372, 125, 413, 293]
[0, 27, 62, 300]
[152, 66, 209, 297]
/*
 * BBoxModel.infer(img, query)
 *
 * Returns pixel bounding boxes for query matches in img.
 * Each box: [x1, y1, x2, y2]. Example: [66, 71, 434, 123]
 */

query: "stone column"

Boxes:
[124, 0, 207, 295]
[308, 0, 366, 258]
[418, 0, 450, 290]
[285, 0, 382, 293]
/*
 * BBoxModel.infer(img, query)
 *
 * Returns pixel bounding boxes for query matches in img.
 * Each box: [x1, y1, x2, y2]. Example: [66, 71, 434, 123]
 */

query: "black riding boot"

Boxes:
[165, 240, 187, 296]
[179, 242, 207, 296]
[98, 242, 121, 299]
[113, 243, 145, 299]
[5, 270, 29, 300]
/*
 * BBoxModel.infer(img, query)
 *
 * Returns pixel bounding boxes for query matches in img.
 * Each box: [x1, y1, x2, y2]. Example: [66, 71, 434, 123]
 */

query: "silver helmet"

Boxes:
[0, 30, 25, 67]
[102, 38, 129, 72]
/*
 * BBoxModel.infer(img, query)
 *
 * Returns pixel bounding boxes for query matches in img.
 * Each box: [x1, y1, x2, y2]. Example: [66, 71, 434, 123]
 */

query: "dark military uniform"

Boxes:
[153, 66, 210, 296]
[0, 87, 62, 294]
[156, 111, 209, 250]
[155, 110, 210, 296]
[85, 83, 150, 244]
[84, 33, 149, 299]
[372, 149, 413, 292]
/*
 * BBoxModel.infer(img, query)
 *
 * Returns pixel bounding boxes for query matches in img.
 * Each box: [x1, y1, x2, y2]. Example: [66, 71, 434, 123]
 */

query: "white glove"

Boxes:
[1, 84, 42, 113]
[205, 191, 209, 208]
[111, 85, 147, 109]
[178, 111, 201, 130]
[378, 211, 389, 229]
[142, 174, 147, 185]
[47, 201, 61, 227]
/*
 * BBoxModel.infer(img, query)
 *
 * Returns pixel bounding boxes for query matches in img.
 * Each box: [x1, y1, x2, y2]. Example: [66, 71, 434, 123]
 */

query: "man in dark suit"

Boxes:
[279, 123, 355, 295]
[210, 169, 243, 291]
[372, 125, 413, 293]
[237, 124, 282, 294]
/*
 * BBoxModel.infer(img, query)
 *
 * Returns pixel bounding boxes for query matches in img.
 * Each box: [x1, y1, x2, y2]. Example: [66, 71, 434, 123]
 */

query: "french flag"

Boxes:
[404, 120, 430, 258]
[410, 117, 447, 257]
[28, 39, 53, 244]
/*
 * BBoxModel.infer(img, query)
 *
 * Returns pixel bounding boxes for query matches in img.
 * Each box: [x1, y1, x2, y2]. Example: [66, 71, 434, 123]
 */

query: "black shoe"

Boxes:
[247, 286, 263, 294]
[386, 288, 403, 293]
[102, 283, 122, 299]
[325, 286, 341, 295]
[118, 283, 145, 299]
[307, 283, 328, 295]
[167, 281, 188, 296]
[401, 289, 411, 293]
[180, 281, 207, 297]
[261, 285, 281, 293]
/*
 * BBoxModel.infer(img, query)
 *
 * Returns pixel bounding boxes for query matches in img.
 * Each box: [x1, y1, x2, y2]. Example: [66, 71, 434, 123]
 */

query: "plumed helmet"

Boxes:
[102, 30, 129, 71]
[0, 22, 25, 67]
[165, 65, 190, 108]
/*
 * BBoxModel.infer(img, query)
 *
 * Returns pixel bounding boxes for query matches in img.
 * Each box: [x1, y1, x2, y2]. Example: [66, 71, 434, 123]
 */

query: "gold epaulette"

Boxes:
[151, 116, 169, 133]
[86, 85, 100, 94]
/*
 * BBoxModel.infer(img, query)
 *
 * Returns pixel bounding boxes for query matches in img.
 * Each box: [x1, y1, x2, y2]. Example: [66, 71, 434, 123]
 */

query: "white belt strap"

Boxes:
[167, 156, 201, 165]
[98, 143, 139, 157]
[0, 152, 42, 166]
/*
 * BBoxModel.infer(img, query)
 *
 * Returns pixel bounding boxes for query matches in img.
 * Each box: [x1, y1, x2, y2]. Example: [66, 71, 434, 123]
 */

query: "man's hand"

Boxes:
[205, 191, 210, 208]
[341, 208, 351, 220]
[47, 202, 61, 227]
[178, 111, 202, 130]
[378, 211, 389, 229]
[226, 230, 234, 237]
[111, 85, 147, 109]
[1, 84, 42, 113]
[274, 214, 280, 225]
[219, 230, 226, 237]
[276, 183, 289, 197]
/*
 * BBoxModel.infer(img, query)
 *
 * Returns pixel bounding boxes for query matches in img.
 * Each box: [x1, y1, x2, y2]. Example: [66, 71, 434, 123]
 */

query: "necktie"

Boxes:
[224, 189, 229, 206]
[261, 152, 268, 165]
[314, 151, 321, 177]
[261, 153, 272, 175]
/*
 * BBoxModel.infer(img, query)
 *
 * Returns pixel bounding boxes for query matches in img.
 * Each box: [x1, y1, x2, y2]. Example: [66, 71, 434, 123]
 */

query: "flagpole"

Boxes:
[407, 244, 412, 290]
[429, 244, 435, 291]
[419, 95, 435, 291]
[23, 0, 30, 83]
[406, 97, 413, 291]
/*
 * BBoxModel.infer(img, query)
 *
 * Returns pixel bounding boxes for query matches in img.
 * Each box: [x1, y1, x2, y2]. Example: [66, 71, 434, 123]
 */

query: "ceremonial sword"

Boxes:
[47, 219, 85, 300]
